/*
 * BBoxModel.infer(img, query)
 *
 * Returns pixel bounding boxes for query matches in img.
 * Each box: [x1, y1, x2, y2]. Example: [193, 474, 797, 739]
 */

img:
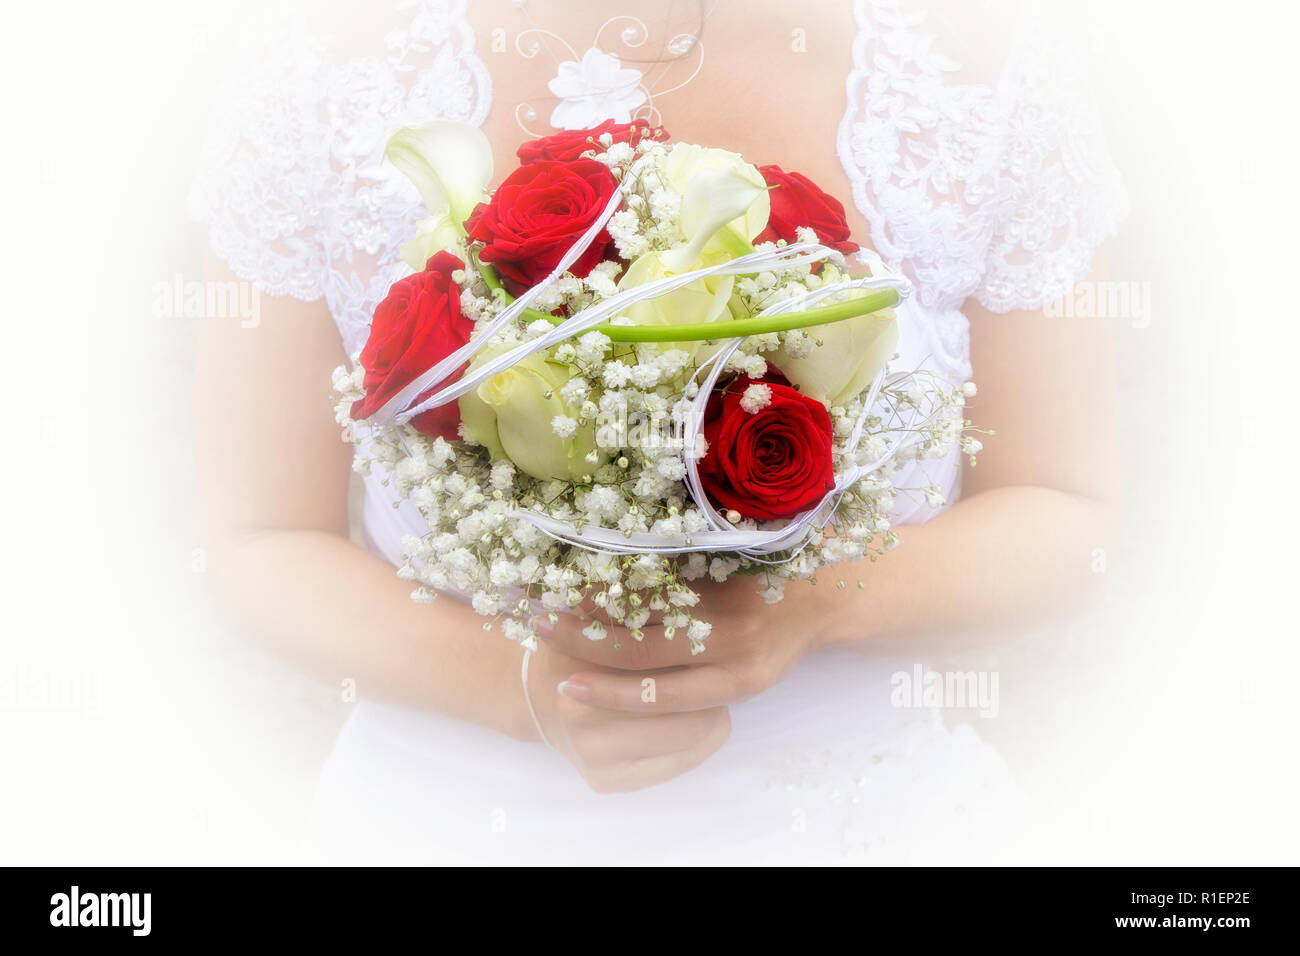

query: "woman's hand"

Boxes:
[540, 575, 833, 718]
[526, 637, 732, 793]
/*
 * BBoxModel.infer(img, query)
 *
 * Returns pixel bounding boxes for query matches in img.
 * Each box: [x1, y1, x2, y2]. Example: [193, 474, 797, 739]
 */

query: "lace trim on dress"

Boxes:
[973, 10, 1128, 313]
[837, 0, 1127, 374]
[185, 0, 491, 357]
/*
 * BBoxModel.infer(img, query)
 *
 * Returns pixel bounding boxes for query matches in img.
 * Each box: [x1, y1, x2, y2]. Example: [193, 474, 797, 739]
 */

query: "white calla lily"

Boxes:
[662, 168, 767, 274]
[385, 121, 494, 228]
[659, 143, 769, 271]
[399, 210, 465, 271]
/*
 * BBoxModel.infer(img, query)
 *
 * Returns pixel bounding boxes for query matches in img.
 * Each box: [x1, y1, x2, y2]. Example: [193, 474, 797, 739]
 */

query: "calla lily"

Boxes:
[399, 210, 464, 272]
[386, 121, 494, 229]
[770, 303, 899, 407]
[659, 143, 769, 272]
[662, 168, 767, 274]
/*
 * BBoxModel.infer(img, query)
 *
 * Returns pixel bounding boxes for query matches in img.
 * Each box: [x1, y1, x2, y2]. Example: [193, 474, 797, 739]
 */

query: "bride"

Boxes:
[191, 0, 1124, 864]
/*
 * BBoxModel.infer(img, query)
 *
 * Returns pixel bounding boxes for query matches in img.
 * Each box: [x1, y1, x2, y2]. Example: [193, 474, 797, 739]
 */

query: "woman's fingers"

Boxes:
[574, 707, 732, 794]
[542, 616, 693, 671]
[535, 639, 734, 793]
[566, 704, 730, 765]
[559, 664, 747, 713]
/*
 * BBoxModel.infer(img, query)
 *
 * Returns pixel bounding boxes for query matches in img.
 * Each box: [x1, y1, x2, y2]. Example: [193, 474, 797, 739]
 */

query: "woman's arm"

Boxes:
[849, 295, 1120, 652]
[543, 287, 1119, 707]
[196, 258, 731, 790]
[821, 293, 1120, 655]
[194, 259, 537, 738]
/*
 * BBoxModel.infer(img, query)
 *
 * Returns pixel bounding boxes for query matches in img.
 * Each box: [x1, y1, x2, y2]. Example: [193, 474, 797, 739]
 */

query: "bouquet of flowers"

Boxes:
[334, 119, 978, 654]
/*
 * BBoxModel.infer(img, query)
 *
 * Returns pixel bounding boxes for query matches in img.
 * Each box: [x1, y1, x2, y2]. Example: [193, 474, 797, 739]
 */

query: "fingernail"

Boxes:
[556, 679, 590, 701]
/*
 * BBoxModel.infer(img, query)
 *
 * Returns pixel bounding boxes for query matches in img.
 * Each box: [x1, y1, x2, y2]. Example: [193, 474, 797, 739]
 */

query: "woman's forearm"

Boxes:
[205, 528, 538, 740]
[822, 485, 1113, 654]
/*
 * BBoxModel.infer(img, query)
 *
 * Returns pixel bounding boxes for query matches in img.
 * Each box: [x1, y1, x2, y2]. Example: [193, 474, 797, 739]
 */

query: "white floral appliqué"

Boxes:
[547, 48, 645, 130]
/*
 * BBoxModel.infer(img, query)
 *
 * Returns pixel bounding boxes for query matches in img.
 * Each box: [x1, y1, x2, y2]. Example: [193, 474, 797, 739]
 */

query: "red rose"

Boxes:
[700, 365, 835, 521]
[351, 250, 472, 440]
[516, 119, 667, 164]
[466, 158, 618, 295]
[755, 164, 858, 256]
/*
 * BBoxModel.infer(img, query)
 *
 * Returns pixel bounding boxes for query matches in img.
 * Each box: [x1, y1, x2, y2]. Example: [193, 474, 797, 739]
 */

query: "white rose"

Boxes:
[458, 347, 601, 481]
[770, 304, 899, 407]
[617, 251, 736, 359]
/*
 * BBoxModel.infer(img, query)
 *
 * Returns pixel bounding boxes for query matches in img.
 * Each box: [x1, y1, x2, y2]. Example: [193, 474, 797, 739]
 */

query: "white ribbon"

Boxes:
[393, 242, 843, 424]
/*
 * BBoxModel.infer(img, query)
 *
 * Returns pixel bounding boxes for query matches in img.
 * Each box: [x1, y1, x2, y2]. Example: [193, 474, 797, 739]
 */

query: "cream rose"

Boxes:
[617, 250, 736, 359]
[458, 348, 599, 481]
[770, 303, 899, 407]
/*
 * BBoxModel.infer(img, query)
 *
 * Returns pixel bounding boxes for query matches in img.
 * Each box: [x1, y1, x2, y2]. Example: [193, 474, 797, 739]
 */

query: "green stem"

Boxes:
[473, 256, 897, 343]
[593, 289, 899, 342]
[475, 258, 556, 326]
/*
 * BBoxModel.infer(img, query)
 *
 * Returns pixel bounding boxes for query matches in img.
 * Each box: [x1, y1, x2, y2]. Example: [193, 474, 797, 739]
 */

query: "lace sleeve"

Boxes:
[973, 18, 1128, 314]
[185, 17, 332, 302]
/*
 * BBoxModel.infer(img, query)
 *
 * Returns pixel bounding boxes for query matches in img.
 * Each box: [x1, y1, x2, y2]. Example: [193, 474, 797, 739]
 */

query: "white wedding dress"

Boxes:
[189, 0, 1125, 864]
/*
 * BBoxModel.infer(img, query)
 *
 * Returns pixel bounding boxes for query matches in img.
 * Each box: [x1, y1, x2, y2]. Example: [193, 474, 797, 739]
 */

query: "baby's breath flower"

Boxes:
[679, 554, 708, 581]
[784, 329, 814, 359]
[656, 457, 686, 481]
[576, 331, 611, 364]
[583, 484, 623, 521]
[524, 318, 554, 340]
[648, 188, 680, 222]
[489, 460, 515, 490]
[630, 364, 661, 388]
[651, 514, 683, 537]
[740, 383, 773, 414]
[708, 556, 740, 582]
[584, 266, 618, 298]
[655, 349, 690, 377]
[551, 415, 579, 439]
[472, 592, 506, 616]
[603, 142, 634, 165]
[617, 511, 647, 535]
[602, 361, 633, 389]
[687, 619, 712, 642]
[559, 378, 589, 406]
